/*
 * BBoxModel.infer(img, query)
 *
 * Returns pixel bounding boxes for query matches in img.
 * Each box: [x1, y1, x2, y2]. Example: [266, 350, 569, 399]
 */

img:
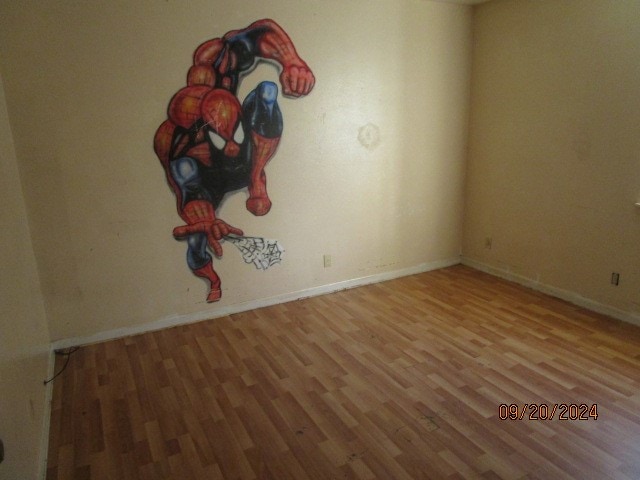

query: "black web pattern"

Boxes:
[225, 235, 284, 270]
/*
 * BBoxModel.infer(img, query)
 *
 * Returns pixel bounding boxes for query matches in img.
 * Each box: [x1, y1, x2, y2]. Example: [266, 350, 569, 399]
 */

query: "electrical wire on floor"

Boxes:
[43, 347, 80, 385]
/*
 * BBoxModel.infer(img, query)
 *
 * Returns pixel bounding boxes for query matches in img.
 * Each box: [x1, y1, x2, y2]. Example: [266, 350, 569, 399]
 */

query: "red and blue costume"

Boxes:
[154, 19, 314, 301]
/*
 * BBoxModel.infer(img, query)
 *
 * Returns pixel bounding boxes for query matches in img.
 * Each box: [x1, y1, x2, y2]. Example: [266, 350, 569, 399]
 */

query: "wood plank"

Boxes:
[46, 265, 640, 479]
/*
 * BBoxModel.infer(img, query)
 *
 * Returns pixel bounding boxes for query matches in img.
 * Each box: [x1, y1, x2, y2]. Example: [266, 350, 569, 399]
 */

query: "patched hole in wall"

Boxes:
[358, 123, 381, 150]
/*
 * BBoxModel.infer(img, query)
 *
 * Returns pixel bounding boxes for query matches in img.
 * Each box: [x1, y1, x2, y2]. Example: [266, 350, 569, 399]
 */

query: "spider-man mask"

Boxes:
[201, 88, 245, 158]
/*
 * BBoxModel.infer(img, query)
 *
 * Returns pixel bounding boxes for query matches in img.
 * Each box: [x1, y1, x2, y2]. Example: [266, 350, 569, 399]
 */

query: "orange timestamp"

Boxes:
[498, 403, 598, 421]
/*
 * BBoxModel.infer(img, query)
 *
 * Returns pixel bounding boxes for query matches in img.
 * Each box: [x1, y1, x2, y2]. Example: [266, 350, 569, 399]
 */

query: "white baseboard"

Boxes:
[461, 256, 640, 327]
[52, 256, 462, 350]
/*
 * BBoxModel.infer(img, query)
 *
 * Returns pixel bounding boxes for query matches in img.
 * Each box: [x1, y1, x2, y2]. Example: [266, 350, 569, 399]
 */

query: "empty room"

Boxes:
[1, 0, 638, 478]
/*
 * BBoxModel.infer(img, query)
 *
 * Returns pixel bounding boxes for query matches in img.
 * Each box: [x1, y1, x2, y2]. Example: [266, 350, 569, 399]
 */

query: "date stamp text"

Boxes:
[498, 403, 598, 421]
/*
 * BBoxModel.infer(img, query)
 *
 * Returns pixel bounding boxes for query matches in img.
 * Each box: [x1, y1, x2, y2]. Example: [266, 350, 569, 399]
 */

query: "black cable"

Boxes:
[43, 347, 80, 385]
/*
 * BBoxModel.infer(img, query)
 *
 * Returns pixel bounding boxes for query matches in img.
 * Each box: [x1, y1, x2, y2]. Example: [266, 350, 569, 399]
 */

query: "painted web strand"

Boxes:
[224, 235, 284, 270]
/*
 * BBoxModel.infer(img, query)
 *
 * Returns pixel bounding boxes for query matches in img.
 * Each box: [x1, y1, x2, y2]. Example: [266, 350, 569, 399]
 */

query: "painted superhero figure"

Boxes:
[154, 19, 315, 302]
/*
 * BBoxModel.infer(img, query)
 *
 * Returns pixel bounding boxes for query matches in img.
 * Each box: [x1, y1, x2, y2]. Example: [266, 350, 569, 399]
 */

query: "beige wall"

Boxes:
[0, 0, 472, 342]
[1, 1, 639, 476]
[464, 0, 640, 321]
[0, 74, 51, 480]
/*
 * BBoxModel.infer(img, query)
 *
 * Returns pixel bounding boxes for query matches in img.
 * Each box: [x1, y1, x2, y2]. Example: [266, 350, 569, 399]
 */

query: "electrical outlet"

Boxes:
[611, 272, 620, 286]
[323, 254, 332, 268]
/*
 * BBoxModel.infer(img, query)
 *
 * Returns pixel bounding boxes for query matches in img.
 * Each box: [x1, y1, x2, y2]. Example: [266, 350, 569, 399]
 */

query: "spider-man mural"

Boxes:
[154, 19, 315, 302]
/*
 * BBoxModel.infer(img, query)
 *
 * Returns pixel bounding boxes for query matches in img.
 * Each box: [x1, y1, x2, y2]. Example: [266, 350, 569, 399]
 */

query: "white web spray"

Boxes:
[224, 235, 284, 270]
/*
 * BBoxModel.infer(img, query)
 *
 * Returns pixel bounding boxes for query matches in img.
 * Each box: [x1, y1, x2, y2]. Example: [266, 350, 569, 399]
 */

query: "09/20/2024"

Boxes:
[498, 403, 598, 421]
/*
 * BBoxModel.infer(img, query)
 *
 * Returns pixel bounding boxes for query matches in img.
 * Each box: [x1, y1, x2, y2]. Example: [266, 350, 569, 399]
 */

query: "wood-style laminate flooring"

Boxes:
[46, 265, 640, 479]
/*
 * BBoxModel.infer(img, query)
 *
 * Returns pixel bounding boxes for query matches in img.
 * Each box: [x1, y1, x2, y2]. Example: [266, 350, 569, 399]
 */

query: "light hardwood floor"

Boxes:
[46, 265, 640, 479]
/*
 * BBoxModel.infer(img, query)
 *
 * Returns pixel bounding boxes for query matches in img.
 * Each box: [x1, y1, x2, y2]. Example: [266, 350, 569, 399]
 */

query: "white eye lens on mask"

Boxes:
[233, 124, 245, 144]
[208, 130, 226, 150]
